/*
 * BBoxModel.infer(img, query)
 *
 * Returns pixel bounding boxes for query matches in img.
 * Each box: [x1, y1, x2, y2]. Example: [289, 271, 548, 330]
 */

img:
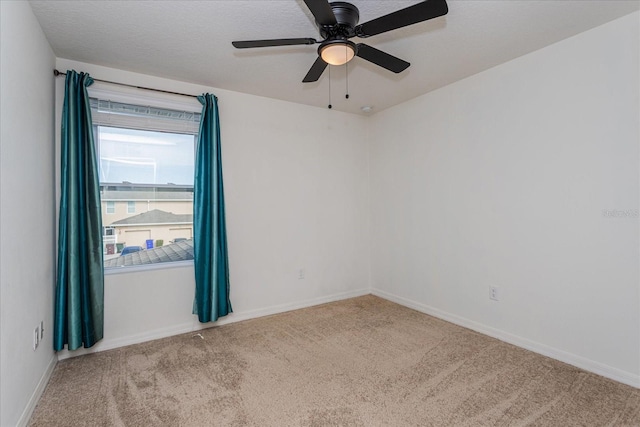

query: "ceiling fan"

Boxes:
[232, 0, 448, 83]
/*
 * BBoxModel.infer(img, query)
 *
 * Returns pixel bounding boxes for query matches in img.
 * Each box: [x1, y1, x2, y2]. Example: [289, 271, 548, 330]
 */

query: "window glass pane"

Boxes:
[97, 125, 195, 270]
[98, 126, 194, 186]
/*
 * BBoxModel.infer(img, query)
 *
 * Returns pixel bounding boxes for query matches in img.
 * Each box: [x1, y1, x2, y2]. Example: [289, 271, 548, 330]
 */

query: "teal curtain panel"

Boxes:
[193, 94, 232, 322]
[54, 71, 104, 351]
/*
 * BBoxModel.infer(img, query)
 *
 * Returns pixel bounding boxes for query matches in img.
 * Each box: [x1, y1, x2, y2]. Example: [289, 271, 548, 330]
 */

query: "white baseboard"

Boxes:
[371, 288, 640, 389]
[16, 354, 57, 427]
[58, 288, 370, 360]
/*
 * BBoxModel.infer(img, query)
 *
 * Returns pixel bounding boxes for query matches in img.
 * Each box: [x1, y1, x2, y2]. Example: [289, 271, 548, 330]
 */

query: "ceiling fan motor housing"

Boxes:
[318, 2, 360, 40]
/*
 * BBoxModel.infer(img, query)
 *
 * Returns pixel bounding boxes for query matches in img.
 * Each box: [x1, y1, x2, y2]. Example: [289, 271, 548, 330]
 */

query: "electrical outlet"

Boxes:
[298, 268, 305, 279]
[33, 326, 39, 350]
[489, 286, 499, 301]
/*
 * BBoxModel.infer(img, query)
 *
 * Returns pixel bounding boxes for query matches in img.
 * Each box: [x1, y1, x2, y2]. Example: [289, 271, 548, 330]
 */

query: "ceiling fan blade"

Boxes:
[232, 38, 317, 49]
[355, 0, 448, 38]
[302, 57, 328, 83]
[303, 0, 337, 26]
[356, 44, 410, 73]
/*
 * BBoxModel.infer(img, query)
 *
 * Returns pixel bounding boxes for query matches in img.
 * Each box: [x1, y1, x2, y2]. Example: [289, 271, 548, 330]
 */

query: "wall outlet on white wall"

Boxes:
[33, 326, 40, 350]
[489, 286, 500, 301]
[298, 268, 305, 280]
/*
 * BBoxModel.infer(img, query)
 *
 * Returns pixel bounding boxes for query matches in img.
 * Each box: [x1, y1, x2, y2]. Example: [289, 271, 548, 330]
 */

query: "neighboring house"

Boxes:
[101, 183, 193, 224]
[104, 239, 194, 268]
[100, 183, 193, 254]
[106, 208, 193, 252]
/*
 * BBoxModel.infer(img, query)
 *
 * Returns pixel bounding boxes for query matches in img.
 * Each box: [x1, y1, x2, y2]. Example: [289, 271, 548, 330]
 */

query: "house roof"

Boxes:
[104, 239, 194, 268]
[110, 209, 192, 226]
[102, 190, 193, 201]
[101, 183, 193, 201]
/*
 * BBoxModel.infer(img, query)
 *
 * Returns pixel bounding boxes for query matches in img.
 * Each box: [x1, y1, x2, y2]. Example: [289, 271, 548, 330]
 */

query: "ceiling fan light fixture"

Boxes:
[319, 40, 356, 66]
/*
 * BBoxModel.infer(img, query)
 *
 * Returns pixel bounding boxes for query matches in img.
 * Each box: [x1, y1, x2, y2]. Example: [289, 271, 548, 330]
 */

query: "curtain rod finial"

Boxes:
[53, 69, 61, 76]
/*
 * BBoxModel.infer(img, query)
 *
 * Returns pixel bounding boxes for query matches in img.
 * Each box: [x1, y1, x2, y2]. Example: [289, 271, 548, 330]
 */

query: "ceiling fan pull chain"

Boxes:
[345, 59, 349, 100]
[328, 66, 332, 109]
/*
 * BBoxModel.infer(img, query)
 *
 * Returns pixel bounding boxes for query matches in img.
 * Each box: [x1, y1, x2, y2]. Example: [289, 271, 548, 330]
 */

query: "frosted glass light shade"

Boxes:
[320, 42, 355, 66]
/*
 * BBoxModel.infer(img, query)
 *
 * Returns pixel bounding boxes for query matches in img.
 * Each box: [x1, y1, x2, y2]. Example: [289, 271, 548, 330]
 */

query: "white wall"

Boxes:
[54, 59, 371, 357]
[369, 12, 640, 386]
[0, 2, 57, 426]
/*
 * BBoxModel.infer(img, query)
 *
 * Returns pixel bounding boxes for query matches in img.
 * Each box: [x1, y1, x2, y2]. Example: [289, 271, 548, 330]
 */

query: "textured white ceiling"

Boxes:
[30, 0, 639, 115]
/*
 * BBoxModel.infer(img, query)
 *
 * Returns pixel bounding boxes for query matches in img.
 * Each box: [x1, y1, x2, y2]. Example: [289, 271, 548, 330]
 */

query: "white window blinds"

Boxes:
[90, 98, 201, 135]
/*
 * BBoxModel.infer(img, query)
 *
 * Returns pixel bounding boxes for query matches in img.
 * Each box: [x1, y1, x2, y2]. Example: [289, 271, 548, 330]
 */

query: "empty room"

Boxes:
[1, 0, 639, 425]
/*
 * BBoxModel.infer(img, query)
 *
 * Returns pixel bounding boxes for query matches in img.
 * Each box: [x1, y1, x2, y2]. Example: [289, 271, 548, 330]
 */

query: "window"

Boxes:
[91, 98, 200, 270]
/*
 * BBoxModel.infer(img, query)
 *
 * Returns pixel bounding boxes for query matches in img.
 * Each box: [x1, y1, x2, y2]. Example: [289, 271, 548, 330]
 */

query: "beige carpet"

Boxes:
[30, 295, 640, 426]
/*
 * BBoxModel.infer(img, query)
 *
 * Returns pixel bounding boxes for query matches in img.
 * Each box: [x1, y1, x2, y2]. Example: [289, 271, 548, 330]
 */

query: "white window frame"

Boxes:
[106, 201, 115, 214]
[89, 83, 202, 275]
[127, 201, 136, 214]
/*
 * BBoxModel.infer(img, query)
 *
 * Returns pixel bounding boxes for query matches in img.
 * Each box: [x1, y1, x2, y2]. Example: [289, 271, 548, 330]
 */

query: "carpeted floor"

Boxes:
[29, 295, 640, 426]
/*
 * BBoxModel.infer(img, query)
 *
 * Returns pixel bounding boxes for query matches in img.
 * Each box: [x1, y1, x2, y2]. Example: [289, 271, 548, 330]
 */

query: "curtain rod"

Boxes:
[53, 69, 199, 99]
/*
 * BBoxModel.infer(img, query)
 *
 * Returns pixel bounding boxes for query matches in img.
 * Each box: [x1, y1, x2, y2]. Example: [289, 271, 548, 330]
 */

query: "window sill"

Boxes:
[104, 260, 194, 276]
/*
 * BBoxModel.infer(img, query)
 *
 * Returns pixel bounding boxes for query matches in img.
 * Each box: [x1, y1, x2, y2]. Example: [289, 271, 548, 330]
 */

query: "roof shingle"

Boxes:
[104, 239, 194, 268]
